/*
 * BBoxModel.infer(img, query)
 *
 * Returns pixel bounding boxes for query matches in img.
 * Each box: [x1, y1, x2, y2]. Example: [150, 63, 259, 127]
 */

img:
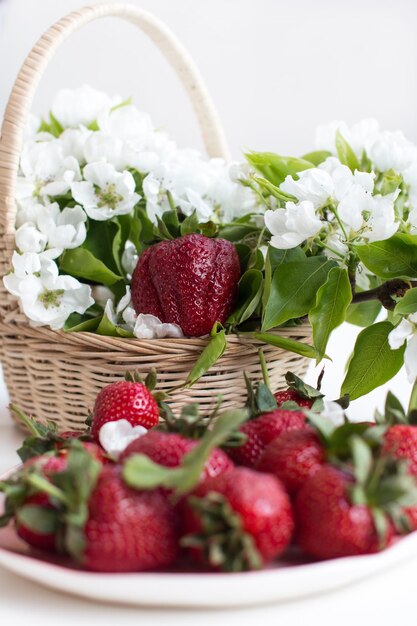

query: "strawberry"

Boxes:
[257, 428, 325, 495]
[131, 233, 240, 337]
[120, 430, 233, 481]
[274, 371, 324, 409]
[227, 409, 307, 468]
[182, 467, 294, 571]
[295, 465, 389, 559]
[295, 437, 417, 560]
[82, 465, 180, 572]
[382, 425, 417, 476]
[274, 389, 313, 408]
[256, 413, 377, 496]
[14, 454, 68, 551]
[91, 378, 159, 441]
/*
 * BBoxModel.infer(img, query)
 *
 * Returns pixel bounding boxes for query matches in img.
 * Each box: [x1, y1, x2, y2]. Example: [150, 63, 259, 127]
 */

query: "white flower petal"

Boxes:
[99, 419, 148, 459]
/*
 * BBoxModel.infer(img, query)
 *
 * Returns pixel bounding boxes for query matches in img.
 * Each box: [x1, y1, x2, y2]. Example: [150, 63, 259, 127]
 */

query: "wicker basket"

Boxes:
[0, 3, 312, 430]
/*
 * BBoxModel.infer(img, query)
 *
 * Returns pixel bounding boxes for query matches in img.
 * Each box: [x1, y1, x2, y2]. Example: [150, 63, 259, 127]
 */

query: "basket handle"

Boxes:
[0, 2, 230, 272]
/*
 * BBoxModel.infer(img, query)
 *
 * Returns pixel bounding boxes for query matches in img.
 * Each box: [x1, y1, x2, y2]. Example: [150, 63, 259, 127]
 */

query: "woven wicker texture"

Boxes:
[0, 3, 311, 429]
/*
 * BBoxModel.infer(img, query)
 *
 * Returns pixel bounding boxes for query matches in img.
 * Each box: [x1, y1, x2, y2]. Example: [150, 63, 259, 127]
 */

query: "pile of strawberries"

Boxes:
[2, 371, 417, 573]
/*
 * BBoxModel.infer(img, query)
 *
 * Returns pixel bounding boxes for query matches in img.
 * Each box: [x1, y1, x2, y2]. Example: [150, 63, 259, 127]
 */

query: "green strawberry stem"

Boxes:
[258, 348, 270, 388]
[25, 474, 70, 506]
[10, 404, 40, 437]
[123, 408, 249, 494]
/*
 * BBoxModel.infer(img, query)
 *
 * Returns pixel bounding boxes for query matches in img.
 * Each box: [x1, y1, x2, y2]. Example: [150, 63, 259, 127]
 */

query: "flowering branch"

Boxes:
[351, 279, 417, 310]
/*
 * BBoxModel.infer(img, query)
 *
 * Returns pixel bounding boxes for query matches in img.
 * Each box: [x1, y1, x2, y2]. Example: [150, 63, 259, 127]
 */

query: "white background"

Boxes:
[1, 0, 417, 622]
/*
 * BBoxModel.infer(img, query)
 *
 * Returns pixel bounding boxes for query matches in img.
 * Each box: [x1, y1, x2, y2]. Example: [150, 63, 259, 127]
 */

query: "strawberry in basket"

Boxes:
[131, 233, 240, 337]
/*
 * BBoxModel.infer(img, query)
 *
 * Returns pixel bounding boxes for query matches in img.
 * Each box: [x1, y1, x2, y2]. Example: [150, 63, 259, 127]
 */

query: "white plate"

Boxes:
[1, 468, 417, 608]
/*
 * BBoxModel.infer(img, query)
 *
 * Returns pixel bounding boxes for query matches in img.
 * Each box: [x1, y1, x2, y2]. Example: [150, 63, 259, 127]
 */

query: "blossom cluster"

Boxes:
[264, 120, 417, 256]
[5, 85, 257, 329]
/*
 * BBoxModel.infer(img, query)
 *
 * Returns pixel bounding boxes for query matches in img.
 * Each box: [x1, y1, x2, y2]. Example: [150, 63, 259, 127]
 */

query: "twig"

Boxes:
[351, 279, 417, 310]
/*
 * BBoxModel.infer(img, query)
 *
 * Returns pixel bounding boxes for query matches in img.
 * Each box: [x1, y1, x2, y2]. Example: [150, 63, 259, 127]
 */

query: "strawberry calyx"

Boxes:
[348, 436, 417, 543]
[122, 408, 248, 495]
[181, 492, 262, 572]
[124, 368, 168, 405]
[10, 405, 90, 463]
[305, 409, 381, 462]
[158, 400, 223, 439]
[281, 371, 325, 409]
[0, 442, 101, 560]
[374, 390, 417, 427]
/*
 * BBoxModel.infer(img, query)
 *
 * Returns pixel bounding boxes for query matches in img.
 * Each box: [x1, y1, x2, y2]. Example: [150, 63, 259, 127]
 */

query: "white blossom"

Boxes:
[3, 252, 93, 329]
[15, 223, 48, 254]
[265, 201, 322, 249]
[18, 139, 81, 202]
[71, 162, 140, 220]
[315, 119, 380, 158]
[389, 314, 417, 383]
[366, 130, 417, 173]
[15, 202, 87, 257]
[83, 131, 128, 170]
[280, 168, 334, 208]
[99, 419, 148, 458]
[132, 313, 184, 339]
[121, 242, 138, 277]
[51, 85, 121, 129]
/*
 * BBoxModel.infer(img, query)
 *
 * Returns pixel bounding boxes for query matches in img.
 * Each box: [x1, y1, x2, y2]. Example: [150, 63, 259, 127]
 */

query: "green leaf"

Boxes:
[346, 300, 381, 327]
[355, 234, 417, 279]
[185, 325, 227, 387]
[123, 407, 249, 494]
[16, 505, 58, 535]
[38, 112, 64, 138]
[262, 246, 306, 315]
[60, 248, 123, 286]
[350, 436, 373, 485]
[254, 332, 317, 359]
[228, 270, 263, 326]
[395, 287, 417, 315]
[262, 257, 336, 330]
[384, 391, 407, 423]
[96, 310, 134, 338]
[64, 314, 102, 333]
[341, 322, 405, 400]
[309, 267, 352, 362]
[219, 223, 259, 242]
[380, 169, 402, 195]
[251, 176, 295, 201]
[335, 131, 360, 172]
[301, 150, 332, 166]
[245, 151, 313, 186]
[84, 219, 123, 276]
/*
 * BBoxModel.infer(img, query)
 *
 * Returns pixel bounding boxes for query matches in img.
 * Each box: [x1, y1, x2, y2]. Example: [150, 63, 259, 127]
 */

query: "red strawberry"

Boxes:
[82, 465, 180, 572]
[295, 465, 396, 559]
[226, 409, 307, 468]
[257, 428, 325, 495]
[382, 425, 417, 476]
[120, 430, 233, 481]
[15, 455, 68, 551]
[274, 388, 313, 408]
[182, 467, 294, 571]
[91, 380, 159, 441]
[131, 233, 240, 337]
